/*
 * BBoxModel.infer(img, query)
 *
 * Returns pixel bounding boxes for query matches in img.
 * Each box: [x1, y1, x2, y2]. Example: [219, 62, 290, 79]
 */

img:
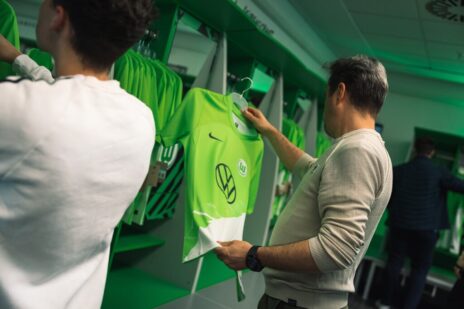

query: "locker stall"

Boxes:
[2, 1, 464, 308]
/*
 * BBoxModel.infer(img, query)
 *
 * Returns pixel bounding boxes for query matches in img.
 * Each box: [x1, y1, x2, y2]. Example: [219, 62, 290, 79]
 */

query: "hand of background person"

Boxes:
[454, 251, 464, 279]
[0, 34, 21, 64]
[214, 240, 252, 271]
[242, 107, 276, 137]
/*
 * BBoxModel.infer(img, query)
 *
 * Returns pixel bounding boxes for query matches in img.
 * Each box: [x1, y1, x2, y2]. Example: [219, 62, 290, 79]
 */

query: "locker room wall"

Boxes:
[380, 92, 464, 165]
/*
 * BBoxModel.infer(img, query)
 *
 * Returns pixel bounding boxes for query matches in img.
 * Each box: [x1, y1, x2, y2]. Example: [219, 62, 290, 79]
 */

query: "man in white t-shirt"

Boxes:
[0, 0, 155, 308]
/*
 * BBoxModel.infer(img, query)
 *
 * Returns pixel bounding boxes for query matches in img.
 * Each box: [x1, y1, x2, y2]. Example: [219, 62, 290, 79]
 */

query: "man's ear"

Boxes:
[336, 82, 346, 104]
[50, 5, 67, 32]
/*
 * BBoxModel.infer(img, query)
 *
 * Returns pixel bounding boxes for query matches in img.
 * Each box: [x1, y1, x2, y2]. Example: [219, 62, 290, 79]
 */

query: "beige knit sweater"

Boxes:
[264, 129, 393, 309]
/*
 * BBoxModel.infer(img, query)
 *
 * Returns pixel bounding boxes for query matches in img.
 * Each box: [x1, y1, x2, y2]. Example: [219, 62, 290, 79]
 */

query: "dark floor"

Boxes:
[350, 278, 451, 309]
[349, 294, 375, 309]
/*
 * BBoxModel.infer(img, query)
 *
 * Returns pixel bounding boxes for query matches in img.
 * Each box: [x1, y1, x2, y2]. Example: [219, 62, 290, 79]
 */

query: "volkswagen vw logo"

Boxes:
[215, 163, 237, 205]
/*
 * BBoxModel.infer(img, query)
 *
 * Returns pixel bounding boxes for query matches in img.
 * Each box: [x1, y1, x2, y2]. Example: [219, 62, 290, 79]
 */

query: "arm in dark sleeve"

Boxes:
[441, 168, 464, 194]
[387, 166, 400, 210]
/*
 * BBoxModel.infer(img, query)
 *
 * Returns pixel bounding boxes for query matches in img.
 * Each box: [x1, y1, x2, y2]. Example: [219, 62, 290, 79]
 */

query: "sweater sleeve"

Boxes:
[441, 168, 464, 194]
[308, 145, 379, 272]
[12, 54, 54, 83]
[292, 153, 317, 180]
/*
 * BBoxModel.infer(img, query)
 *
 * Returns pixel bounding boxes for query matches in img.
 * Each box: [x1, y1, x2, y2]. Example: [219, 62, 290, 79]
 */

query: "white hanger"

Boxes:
[231, 77, 253, 112]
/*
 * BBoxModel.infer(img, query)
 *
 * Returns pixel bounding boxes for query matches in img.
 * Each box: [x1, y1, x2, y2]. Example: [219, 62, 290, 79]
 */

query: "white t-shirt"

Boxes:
[0, 56, 155, 308]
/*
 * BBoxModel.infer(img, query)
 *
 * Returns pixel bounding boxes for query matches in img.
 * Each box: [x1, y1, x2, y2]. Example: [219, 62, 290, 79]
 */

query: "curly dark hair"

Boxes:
[52, 0, 156, 71]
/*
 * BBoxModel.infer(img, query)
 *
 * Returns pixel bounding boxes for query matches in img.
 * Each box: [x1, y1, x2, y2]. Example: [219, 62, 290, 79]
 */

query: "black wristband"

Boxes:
[246, 245, 264, 272]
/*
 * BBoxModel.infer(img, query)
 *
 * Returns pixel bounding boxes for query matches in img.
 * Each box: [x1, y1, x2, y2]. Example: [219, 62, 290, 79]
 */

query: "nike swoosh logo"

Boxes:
[209, 133, 223, 142]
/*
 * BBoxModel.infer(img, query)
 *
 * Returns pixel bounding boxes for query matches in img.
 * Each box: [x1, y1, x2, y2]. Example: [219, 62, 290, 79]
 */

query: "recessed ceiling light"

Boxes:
[426, 0, 464, 23]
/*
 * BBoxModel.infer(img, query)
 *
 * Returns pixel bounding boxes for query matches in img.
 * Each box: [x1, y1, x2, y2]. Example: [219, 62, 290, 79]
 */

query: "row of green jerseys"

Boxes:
[114, 49, 184, 226]
[445, 193, 464, 254]
[316, 131, 333, 157]
[27, 48, 54, 71]
[270, 119, 305, 227]
[0, 0, 19, 79]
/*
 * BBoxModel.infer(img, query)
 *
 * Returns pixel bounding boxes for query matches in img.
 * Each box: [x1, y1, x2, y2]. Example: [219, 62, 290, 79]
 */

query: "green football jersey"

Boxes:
[114, 50, 184, 225]
[316, 131, 333, 157]
[27, 48, 54, 71]
[438, 168, 464, 253]
[115, 51, 155, 225]
[114, 49, 183, 131]
[284, 118, 305, 151]
[0, 0, 20, 79]
[159, 88, 264, 262]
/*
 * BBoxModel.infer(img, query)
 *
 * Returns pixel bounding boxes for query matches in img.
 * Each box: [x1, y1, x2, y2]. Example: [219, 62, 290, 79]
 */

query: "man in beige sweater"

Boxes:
[216, 55, 393, 309]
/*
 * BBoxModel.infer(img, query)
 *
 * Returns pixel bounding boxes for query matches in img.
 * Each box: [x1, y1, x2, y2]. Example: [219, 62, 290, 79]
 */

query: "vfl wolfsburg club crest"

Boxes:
[238, 159, 248, 177]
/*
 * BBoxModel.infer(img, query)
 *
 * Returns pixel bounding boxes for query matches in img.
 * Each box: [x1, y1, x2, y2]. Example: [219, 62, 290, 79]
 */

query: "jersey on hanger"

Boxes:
[159, 88, 264, 262]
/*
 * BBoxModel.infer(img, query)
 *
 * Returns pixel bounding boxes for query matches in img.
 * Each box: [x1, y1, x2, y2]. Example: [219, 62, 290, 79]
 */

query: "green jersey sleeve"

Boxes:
[27, 48, 54, 71]
[247, 146, 264, 214]
[0, 0, 20, 79]
[159, 89, 201, 147]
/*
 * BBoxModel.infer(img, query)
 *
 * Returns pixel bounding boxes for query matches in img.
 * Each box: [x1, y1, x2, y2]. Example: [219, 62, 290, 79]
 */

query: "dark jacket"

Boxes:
[387, 155, 464, 230]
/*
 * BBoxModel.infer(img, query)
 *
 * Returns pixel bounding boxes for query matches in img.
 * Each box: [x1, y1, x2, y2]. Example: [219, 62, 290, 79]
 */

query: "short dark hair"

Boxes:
[415, 137, 436, 156]
[53, 0, 156, 71]
[327, 55, 388, 116]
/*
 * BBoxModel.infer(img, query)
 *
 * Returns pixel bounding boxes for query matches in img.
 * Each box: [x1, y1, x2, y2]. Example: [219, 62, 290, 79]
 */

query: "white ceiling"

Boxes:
[9, 0, 464, 97]
[288, 0, 464, 82]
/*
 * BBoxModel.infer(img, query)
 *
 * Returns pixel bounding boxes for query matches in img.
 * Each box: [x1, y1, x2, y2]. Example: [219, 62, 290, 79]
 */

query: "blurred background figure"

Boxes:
[379, 137, 464, 309]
